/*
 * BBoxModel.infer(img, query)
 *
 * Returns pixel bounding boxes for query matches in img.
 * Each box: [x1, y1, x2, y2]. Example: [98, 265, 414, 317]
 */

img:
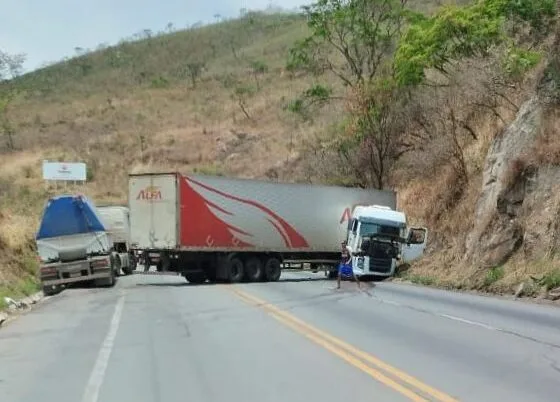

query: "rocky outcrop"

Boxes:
[465, 75, 560, 270]
[548, 287, 560, 301]
[465, 97, 542, 266]
[518, 166, 560, 258]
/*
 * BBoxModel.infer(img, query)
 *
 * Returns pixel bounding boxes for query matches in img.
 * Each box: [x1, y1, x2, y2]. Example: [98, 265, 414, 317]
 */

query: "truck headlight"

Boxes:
[357, 257, 364, 269]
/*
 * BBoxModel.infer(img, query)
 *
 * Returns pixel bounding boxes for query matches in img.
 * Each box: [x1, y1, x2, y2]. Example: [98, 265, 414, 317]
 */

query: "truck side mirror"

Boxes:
[407, 228, 426, 245]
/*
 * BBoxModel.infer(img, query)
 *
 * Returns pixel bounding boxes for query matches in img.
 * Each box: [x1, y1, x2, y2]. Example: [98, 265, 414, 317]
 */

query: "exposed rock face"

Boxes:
[465, 76, 560, 268]
[478, 219, 524, 267]
[548, 287, 560, 301]
[465, 97, 543, 266]
[518, 166, 560, 259]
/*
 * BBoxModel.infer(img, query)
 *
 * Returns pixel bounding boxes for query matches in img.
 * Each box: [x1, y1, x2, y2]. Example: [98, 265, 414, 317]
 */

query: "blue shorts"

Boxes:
[338, 263, 353, 278]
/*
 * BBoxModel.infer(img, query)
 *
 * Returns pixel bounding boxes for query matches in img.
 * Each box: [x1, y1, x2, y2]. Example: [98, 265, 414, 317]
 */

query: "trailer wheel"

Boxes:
[185, 272, 207, 284]
[226, 256, 245, 283]
[264, 257, 281, 282]
[244, 257, 263, 282]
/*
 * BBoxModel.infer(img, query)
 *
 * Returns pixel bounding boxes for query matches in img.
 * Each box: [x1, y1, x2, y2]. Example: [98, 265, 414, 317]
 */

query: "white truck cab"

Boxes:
[346, 205, 427, 278]
[96, 205, 137, 275]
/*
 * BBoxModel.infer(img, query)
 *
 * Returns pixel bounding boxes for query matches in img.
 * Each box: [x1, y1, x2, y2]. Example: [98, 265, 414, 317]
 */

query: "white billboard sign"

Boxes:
[42, 161, 87, 181]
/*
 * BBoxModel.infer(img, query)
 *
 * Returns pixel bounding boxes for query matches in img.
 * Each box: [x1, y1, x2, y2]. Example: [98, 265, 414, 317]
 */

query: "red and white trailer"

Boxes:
[128, 172, 397, 283]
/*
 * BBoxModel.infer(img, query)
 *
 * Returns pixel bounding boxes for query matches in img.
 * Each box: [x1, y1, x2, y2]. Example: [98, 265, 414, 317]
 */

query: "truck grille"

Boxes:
[369, 258, 392, 274]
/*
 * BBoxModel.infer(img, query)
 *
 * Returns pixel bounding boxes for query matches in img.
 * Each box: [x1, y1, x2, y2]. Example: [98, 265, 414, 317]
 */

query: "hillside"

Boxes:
[1, 0, 560, 303]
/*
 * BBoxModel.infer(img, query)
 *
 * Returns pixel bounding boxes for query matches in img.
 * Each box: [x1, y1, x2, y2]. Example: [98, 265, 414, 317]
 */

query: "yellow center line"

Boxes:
[232, 290, 428, 402]
[229, 286, 459, 402]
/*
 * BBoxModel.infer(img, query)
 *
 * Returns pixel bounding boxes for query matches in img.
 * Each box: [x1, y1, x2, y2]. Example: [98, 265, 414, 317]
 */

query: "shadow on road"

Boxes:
[135, 281, 217, 287]
[277, 277, 328, 283]
[134, 276, 331, 288]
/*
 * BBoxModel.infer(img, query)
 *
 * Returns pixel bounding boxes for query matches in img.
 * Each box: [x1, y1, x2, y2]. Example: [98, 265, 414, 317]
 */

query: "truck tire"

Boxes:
[244, 257, 263, 282]
[122, 252, 136, 275]
[112, 254, 122, 277]
[95, 268, 115, 287]
[226, 256, 245, 283]
[42, 285, 58, 296]
[326, 268, 337, 279]
[264, 257, 281, 282]
[185, 272, 207, 284]
[142, 252, 151, 271]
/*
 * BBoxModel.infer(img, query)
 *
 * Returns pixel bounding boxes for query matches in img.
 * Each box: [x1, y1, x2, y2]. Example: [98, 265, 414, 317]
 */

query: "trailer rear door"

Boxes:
[129, 173, 178, 249]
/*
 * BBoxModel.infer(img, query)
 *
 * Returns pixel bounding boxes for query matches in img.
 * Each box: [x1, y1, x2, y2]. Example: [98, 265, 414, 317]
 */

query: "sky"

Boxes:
[0, 0, 306, 72]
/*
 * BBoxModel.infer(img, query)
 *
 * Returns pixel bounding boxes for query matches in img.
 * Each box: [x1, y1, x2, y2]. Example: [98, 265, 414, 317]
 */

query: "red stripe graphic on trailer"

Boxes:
[179, 175, 309, 248]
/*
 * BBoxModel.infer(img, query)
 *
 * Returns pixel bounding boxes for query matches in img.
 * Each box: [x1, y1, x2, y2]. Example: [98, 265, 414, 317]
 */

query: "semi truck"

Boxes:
[347, 205, 428, 279]
[96, 205, 137, 276]
[36, 194, 118, 295]
[128, 172, 425, 283]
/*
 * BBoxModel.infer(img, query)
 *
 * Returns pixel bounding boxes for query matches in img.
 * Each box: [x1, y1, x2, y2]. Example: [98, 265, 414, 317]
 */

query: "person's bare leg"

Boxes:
[354, 272, 361, 289]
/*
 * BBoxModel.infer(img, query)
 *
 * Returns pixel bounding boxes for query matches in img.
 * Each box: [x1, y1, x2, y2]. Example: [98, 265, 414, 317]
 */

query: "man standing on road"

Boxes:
[337, 240, 361, 290]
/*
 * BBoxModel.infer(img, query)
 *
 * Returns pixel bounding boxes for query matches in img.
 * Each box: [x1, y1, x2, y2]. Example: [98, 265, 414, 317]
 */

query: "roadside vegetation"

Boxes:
[1, 0, 559, 304]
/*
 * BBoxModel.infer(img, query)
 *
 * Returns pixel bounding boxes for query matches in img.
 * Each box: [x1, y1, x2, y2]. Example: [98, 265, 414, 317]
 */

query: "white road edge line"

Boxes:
[82, 295, 125, 402]
[439, 313, 497, 331]
[376, 297, 499, 332]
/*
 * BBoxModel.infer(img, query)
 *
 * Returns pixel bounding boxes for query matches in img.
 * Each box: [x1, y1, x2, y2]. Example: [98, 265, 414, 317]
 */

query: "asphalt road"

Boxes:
[1, 271, 559, 402]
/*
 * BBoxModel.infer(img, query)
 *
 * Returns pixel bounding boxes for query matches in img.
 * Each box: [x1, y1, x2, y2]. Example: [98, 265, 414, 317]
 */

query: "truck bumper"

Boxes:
[40, 258, 112, 287]
[356, 256, 395, 277]
[41, 272, 111, 287]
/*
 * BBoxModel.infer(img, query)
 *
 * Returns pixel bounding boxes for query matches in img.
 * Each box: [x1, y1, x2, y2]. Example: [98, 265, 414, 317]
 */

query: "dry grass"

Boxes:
[0, 12, 330, 293]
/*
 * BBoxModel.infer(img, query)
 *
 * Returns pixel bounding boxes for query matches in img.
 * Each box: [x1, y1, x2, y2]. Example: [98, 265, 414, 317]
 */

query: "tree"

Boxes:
[389, 0, 556, 193]
[393, 0, 556, 87]
[232, 85, 256, 121]
[340, 77, 415, 188]
[185, 62, 205, 87]
[288, 0, 556, 189]
[0, 50, 25, 151]
[284, 0, 419, 188]
[411, 86, 471, 185]
[249, 60, 268, 90]
[0, 51, 24, 79]
[288, 0, 411, 88]
[540, 0, 560, 104]
[286, 0, 414, 116]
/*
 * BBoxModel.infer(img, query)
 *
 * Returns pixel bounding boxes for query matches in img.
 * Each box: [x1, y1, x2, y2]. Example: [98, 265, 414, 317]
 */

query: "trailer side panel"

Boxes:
[177, 174, 396, 253]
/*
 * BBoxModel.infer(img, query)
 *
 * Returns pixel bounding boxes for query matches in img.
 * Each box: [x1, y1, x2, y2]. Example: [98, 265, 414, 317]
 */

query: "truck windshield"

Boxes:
[359, 222, 400, 237]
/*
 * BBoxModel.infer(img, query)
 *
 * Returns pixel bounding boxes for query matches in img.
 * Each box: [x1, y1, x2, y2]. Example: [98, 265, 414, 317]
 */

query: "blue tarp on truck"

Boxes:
[36, 194, 107, 240]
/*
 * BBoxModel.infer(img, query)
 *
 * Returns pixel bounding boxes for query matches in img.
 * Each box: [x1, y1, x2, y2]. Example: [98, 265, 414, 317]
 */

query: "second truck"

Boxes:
[96, 204, 137, 276]
[128, 172, 427, 283]
[36, 194, 119, 295]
